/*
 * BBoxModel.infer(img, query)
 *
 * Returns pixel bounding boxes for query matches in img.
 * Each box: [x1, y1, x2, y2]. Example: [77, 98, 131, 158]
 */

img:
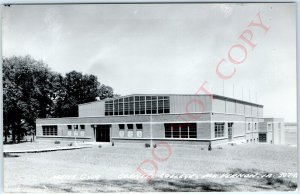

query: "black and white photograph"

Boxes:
[1, 2, 298, 193]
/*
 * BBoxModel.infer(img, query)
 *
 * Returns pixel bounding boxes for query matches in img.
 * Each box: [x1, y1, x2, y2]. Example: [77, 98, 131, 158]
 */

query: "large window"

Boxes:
[118, 98, 124, 115]
[215, 123, 225, 138]
[105, 101, 113, 116]
[42, 125, 58, 136]
[164, 123, 197, 139]
[114, 99, 119, 115]
[105, 95, 170, 116]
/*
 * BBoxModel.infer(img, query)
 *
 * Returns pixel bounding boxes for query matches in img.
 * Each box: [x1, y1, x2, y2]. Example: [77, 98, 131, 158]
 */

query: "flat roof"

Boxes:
[78, 94, 263, 107]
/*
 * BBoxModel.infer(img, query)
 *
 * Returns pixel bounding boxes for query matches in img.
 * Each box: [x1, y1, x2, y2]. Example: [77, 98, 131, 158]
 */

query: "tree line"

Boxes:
[3, 56, 115, 143]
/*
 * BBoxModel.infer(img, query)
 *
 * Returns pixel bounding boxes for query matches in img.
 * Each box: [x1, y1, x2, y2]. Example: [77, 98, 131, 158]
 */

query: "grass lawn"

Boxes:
[4, 142, 298, 192]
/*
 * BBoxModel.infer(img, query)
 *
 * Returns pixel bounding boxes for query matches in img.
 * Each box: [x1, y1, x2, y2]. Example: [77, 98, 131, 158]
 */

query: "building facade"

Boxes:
[36, 94, 284, 145]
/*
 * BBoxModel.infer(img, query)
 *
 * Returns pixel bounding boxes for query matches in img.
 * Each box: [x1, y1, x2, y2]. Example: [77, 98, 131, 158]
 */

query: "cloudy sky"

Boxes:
[2, 3, 296, 121]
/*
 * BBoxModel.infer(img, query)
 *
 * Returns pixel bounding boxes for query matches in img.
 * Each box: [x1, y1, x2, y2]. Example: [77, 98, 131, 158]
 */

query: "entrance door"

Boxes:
[96, 125, 111, 142]
[259, 133, 267, 142]
[228, 123, 233, 142]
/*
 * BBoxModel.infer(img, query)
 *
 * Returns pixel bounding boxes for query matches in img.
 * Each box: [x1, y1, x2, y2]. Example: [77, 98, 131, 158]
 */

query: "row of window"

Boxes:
[247, 123, 257, 130]
[164, 123, 197, 138]
[119, 124, 143, 138]
[214, 122, 234, 138]
[42, 126, 58, 136]
[68, 125, 85, 136]
[105, 96, 170, 116]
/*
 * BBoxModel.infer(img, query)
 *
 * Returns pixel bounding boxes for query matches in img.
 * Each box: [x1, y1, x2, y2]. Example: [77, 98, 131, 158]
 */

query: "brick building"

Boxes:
[36, 94, 284, 145]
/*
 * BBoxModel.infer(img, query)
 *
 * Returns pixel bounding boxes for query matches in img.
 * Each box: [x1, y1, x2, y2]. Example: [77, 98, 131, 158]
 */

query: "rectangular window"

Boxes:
[158, 98, 164, 114]
[73, 125, 79, 136]
[146, 100, 151, 114]
[67, 125, 72, 136]
[118, 99, 124, 115]
[163, 97, 170, 113]
[80, 125, 85, 136]
[136, 124, 143, 138]
[105, 100, 113, 116]
[136, 124, 143, 129]
[129, 97, 134, 115]
[165, 124, 172, 138]
[152, 100, 157, 114]
[172, 124, 180, 138]
[181, 125, 188, 138]
[164, 123, 197, 139]
[119, 124, 125, 137]
[124, 98, 129, 115]
[248, 123, 251, 130]
[42, 125, 58, 136]
[105, 103, 109, 116]
[268, 123, 272, 130]
[189, 123, 197, 138]
[114, 100, 119, 115]
[215, 123, 225, 138]
[127, 124, 133, 129]
[140, 100, 145, 114]
[255, 123, 257, 130]
[135, 101, 140, 114]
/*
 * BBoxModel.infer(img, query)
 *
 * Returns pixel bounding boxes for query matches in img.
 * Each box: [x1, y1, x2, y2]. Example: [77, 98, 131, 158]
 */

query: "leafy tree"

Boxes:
[3, 55, 115, 143]
[54, 71, 114, 117]
[3, 56, 56, 143]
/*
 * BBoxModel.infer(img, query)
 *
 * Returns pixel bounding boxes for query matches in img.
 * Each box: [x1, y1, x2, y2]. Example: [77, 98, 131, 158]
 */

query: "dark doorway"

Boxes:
[96, 125, 111, 142]
[259, 133, 267, 142]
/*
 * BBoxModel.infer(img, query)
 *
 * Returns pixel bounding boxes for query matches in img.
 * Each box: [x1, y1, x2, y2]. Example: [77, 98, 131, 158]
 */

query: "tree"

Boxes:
[54, 71, 115, 117]
[3, 55, 115, 143]
[3, 56, 56, 143]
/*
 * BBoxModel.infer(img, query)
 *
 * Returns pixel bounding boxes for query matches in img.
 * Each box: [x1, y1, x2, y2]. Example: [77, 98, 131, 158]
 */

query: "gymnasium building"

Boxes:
[36, 94, 285, 145]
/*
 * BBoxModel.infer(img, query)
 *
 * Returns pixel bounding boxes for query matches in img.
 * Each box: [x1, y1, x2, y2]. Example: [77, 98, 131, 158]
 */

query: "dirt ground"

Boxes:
[4, 142, 298, 192]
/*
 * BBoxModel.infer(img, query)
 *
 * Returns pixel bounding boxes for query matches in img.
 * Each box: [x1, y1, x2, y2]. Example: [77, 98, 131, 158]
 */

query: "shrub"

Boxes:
[98, 145, 102, 148]
[145, 143, 150, 148]
[54, 140, 60, 144]
[153, 144, 157, 148]
[68, 143, 73, 146]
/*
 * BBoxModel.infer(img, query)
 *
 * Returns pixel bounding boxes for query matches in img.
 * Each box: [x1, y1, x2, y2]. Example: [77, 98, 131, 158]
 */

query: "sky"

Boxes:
[2, 3, 297, 121]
